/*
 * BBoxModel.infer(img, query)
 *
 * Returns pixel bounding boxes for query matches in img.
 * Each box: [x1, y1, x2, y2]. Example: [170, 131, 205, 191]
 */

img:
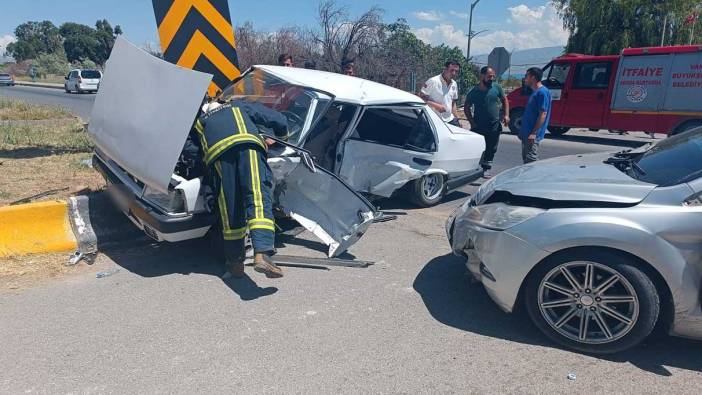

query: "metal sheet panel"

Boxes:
[611, 51, 702, 113]
[88, 37, 213, 193]
[611, 54, 670, 112]
[663, 52, 702, 112]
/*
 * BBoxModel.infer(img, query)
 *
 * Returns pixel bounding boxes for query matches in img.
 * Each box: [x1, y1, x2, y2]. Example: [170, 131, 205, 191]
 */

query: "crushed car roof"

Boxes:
[255, 65, 425, 106]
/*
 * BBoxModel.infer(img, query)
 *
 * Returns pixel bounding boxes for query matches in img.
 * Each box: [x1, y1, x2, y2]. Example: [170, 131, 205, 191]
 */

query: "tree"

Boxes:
[314, 0, 384, 71]
[94, 19, 119, 64]
[6, 21, 62, 61]
[60, 23, 99, 63]
[58, 20, 121, 65]
[553, 0, 702, 55]
[35, 50, 70, 78]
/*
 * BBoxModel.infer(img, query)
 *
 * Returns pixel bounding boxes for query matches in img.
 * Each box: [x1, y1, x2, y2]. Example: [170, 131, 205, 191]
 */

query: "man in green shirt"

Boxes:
[464, 66, 510, 177]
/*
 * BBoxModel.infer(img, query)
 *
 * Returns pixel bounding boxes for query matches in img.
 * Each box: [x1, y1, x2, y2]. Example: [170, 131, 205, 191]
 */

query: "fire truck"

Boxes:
[507, 45, 702, 136]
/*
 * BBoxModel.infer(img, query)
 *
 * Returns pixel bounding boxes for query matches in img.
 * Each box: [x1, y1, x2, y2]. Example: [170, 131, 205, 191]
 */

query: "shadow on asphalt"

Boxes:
[101, 238, 279, 301]
[542, 133, 650, 148]
[375, 190, 471, 211]
[413, 253, 702, 376]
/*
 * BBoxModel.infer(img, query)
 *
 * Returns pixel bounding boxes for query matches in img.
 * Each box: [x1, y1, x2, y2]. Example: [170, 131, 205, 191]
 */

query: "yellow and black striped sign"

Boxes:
[152, 0, 241, 97]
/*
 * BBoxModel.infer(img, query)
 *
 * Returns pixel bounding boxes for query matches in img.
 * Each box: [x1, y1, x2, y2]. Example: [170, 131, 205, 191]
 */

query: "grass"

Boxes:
[0, 98, 73, 121]
[0, 99, 103, 206]
[0, 119, 93, 152]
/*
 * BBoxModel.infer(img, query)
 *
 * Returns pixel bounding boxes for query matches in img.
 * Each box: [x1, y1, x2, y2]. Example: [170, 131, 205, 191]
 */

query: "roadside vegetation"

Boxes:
[0, 100, 102, 206]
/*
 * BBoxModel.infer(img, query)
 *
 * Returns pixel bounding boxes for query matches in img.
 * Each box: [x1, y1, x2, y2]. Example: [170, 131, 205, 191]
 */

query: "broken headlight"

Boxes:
[464, 203, 544, 230]
[142, 186, 186, 214]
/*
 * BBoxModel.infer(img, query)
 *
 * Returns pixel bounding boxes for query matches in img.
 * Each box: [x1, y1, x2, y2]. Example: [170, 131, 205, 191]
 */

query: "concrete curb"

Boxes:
[0, 201, 78, 257]
[14, 81, 64, 90]
[0, 193, 144, 260]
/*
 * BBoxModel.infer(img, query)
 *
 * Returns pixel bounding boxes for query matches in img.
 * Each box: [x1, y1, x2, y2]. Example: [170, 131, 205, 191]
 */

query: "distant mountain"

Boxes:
[472, 46, 565, 77]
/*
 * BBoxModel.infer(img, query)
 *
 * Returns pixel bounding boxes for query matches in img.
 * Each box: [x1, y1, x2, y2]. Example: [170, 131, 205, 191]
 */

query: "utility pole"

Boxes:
[661, 13, 668, 46]
[466, 0, 481, 61]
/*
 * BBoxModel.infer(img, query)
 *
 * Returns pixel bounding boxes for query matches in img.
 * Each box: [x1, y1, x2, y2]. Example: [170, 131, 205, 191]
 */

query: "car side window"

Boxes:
[545, 63, 570, 88]
[573, 62, 612, 89]
[350, 107, 436, 152]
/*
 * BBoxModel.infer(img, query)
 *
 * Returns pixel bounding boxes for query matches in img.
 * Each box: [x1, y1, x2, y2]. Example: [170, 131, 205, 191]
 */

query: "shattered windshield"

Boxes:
[219, 69, 332, 144]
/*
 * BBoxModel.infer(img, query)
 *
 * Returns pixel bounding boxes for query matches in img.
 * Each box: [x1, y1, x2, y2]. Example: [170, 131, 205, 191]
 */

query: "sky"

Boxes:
[0, 0, 568, 58]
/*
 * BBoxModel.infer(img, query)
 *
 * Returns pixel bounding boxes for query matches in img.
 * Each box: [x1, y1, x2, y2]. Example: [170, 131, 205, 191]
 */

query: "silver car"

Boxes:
[447, 128, 702, 354]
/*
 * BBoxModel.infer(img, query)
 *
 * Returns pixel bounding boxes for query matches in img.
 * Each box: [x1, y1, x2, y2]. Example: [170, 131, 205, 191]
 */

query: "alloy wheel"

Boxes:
[537, 261, 639, 344]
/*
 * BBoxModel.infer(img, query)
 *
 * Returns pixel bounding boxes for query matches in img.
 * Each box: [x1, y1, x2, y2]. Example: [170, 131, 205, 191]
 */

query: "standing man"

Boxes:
[519, 67, 552, 163]
[464, 66, 509, 177]
[341, 59, 355, 76]
[192, 99, 290, 279]
[420, 60, 461, 127]
[278, 53, 294, 67]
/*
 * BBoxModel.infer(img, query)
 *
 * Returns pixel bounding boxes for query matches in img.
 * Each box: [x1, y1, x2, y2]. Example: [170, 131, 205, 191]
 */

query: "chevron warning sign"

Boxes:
[152, 0, 241, 97]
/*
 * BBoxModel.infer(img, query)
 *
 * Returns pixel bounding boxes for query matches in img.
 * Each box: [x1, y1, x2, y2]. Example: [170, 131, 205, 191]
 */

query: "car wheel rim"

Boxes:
[421, 174, 443, 200]
[537, 261, 639, 345]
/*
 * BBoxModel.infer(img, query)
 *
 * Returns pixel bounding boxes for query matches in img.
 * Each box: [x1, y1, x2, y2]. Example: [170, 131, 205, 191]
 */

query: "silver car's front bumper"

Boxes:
[447, 208, 550, 313]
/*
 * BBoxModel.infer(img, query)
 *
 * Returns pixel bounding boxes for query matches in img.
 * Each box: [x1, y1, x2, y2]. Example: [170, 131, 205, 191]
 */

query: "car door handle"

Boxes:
[413, 158, 432, 166]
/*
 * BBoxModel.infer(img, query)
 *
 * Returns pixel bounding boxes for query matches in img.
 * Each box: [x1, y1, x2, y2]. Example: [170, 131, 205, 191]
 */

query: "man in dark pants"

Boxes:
[191, 99, 289, 278]
[464, 66, 509, 178]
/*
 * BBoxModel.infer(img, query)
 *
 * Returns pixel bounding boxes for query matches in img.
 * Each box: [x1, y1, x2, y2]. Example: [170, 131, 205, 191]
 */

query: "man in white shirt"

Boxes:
[420, 60, 461, 126]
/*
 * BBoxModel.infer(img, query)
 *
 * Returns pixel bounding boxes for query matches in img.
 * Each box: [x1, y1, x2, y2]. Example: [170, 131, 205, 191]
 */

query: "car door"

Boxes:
[541, 62, 572, 126]
[300, 102, 359, 173]
[562, 61, 613, 128]
[337, 105, 437, 198]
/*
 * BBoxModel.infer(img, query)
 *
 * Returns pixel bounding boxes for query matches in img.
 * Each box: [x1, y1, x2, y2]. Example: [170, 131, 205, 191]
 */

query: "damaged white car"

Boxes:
[88, 38, 484, 257]
[236, 65, 486, 207]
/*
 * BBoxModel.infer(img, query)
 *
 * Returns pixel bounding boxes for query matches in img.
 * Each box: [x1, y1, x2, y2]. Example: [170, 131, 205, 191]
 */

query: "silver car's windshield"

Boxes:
[219, 69, 332, 144]
[627, 127, 702, 186]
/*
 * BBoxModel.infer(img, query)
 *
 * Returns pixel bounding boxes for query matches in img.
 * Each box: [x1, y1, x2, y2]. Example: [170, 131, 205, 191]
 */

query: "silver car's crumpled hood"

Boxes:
[477, 152, 656, 204]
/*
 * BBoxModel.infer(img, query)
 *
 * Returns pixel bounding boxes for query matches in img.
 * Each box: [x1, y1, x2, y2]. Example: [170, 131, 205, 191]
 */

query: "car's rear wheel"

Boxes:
[525, 250, 659, 354]
[548, 126, 570, 136]
[408, 173, 445, 207]
[508, 108, 523, 134]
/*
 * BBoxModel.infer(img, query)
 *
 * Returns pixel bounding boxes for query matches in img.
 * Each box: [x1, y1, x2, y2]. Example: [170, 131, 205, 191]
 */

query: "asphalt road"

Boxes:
[1, 91, 699, 393]
[0, 84, 96, 120]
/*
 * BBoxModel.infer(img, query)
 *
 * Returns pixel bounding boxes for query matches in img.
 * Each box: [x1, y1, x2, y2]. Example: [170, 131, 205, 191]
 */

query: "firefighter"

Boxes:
[191, 99, 289, 279]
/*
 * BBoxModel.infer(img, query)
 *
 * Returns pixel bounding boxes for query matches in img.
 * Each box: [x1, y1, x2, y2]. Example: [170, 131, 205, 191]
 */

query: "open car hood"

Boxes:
[88, 37, 212, 194]
[89, 38, 376, 257]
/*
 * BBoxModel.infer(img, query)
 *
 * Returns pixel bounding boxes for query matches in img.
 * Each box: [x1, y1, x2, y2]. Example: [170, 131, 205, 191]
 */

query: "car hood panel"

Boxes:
[480, 152, 656, 204]
[88, 37, 213, 193]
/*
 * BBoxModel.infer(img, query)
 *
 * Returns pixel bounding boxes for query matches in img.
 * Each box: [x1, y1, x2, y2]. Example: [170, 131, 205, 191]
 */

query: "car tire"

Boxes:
[525, 250, 660, 354]
[65, 86, 71, 93]
[548, 126, 570, 136]
[508, 108, 524, 134]
[408, 173, 445, 207]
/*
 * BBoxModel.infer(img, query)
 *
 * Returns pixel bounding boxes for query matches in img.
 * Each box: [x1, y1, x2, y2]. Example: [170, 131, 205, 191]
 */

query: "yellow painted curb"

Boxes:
[0, 201, 77, 257]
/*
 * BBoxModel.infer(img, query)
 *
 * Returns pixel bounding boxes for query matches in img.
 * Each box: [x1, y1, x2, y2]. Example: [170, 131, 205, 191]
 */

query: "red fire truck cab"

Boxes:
[507, 45, 702, 136]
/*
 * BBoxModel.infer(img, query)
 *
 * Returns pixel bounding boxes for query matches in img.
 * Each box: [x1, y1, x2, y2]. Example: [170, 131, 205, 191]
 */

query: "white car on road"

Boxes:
[64, 69, 102, 93]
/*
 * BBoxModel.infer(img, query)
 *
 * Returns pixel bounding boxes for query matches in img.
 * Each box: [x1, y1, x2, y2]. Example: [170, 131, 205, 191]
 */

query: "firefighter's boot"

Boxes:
[253, 253, 283, 278]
